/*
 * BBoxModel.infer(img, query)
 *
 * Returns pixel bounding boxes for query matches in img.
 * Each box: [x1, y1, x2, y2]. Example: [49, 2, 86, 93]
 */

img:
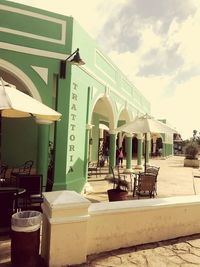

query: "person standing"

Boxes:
[116, 147, 120, 166]
[118, 147, 124, 168]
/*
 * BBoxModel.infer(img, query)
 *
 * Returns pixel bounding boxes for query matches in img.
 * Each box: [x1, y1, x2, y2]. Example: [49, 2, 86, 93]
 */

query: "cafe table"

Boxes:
[0, 187, 26, 195]
[123, 169, 142, 196]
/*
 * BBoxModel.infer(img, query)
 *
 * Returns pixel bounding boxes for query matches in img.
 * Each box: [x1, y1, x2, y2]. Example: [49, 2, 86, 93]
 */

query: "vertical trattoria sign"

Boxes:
[68, 82, 78, 173]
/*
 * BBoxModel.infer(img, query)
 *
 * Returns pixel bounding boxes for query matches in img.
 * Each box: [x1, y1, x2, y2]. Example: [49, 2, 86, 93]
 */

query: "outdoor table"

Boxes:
[122, 170, 135, 192]
[123, 169, 142, 194]
[0, 187, 26, 195]
[131, 170, 142, 197]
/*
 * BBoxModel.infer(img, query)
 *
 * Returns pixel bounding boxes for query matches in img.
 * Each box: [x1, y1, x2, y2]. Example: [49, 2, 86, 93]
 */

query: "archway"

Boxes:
[89, 95, 115, 164]
[0, 62, 48, 180]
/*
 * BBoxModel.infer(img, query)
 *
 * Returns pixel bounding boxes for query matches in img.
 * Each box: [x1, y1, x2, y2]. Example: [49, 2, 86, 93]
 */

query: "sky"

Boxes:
[8, 0, 200, 140]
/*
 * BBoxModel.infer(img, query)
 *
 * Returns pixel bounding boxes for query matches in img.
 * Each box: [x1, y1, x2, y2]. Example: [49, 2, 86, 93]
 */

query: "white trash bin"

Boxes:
[11, 211, 42, 267]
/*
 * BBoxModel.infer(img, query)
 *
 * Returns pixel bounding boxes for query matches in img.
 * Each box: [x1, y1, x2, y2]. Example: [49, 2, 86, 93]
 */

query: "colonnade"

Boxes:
[108, 131, 163, 172]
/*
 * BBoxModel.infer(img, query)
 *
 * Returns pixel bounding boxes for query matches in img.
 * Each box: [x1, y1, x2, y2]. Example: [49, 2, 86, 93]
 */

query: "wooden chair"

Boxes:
[16, 174, 43, 210]
[88, 161, 101, 177]
[136, 172, 156, 199]
[146, 166, 160, 194]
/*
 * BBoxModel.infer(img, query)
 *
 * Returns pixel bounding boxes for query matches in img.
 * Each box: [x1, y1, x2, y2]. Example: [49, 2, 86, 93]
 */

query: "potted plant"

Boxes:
[107, 169, 130, 201]
[184, 142, 199, 168]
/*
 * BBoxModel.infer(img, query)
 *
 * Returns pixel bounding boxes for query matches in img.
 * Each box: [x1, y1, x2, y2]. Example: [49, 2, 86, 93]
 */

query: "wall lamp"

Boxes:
[60, 48, 85, 79]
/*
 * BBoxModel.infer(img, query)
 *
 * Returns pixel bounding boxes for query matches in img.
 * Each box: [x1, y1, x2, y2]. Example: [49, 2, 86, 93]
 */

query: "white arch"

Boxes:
[0, 59, 41, 101]
[90, 93, 116, 129]
[117, 107, 132, 124]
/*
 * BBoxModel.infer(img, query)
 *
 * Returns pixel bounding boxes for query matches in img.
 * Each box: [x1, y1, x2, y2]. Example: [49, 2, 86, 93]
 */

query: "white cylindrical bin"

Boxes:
[11, 211, 42, 267]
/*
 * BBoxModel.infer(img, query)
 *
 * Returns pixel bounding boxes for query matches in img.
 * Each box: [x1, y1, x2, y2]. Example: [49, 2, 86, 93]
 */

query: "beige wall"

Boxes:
[41, 192, 200, 266]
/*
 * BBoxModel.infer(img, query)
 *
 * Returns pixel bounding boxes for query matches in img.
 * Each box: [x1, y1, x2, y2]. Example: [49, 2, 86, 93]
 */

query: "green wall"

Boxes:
[2, 118, 37, 167]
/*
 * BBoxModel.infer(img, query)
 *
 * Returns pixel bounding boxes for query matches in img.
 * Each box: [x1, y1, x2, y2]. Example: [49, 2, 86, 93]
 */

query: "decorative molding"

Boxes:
[109, 130, 117, 135]
[115, 101, 121, 113]
[86, 124, 94, 130]
[31, 66, 48, 84]
[105, 85, 110, 96]
[0, 42, 68, 60]
[79, 65, 145, 115]
[95, 49, 116, 84]
[92, 87, 98, 98]
[0, 4, 66, 44]
[0, 58, 41, 101]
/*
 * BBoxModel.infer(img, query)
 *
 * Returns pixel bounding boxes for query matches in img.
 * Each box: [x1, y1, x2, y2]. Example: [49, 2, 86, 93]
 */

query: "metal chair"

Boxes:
[146, 166, 160, 194]
[10, 160, 34, 186]
[136, 172, 156, 199]
[16, 174, 43, 210]
[88, 161, 101, 177]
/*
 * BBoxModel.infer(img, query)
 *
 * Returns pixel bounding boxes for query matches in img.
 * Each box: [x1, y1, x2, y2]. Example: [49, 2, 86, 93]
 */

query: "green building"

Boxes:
[0, 0, 173, 192]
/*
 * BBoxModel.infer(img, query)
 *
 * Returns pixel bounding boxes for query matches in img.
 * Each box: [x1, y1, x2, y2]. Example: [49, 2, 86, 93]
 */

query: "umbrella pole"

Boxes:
[144, 133, 147, 172]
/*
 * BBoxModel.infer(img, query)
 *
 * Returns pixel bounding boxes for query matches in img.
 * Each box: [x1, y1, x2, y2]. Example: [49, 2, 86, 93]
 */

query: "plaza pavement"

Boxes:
[85, 155, 200, 203]
[1, 156, 200, 266]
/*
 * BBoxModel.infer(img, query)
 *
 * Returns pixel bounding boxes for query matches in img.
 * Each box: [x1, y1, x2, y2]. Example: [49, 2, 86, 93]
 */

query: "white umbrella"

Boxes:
[0, 77, 62, 169]
[0, 78, 61, 122]
[116, 114, 177, 171]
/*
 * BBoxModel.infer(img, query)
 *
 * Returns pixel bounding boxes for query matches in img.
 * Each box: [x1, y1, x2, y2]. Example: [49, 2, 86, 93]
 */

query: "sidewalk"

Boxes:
[1, 156, 200, 266]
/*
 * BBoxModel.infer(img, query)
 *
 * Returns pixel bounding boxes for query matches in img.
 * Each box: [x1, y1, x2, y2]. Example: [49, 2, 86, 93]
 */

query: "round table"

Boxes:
[0, 187, 26, 195]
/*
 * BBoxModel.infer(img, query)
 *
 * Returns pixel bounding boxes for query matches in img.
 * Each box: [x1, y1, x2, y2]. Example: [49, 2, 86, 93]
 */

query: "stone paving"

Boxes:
[81, 234, 200, 267]
[1, 156, 200, 266]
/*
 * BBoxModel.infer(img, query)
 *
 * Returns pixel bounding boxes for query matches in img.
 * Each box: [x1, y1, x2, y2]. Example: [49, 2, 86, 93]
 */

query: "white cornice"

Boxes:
[0, 42, 67, 60]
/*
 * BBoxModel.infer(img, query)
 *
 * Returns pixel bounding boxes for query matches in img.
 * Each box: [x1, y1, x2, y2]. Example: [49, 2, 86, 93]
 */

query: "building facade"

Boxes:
[0, 1, 173, 192]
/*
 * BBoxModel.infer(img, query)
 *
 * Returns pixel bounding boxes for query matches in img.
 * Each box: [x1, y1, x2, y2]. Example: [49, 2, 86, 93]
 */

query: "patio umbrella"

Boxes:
[0, 77, 62, 168]
[115, 114, 177, 171]
[0, 78, 61, 122]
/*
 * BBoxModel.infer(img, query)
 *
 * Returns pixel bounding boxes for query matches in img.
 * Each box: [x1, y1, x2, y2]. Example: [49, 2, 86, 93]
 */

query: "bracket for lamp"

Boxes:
[60, 48, 85, 79]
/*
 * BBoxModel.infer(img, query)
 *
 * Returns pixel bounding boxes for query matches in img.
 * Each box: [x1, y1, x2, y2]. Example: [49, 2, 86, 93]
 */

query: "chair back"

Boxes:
[17, 174, 43, 196]
[146, 166, 160, 184]
[146, 166, 160, 175]
[138, 172, 156, 196]
[19, 160, 34, 175]
[0, 164, 8, 179]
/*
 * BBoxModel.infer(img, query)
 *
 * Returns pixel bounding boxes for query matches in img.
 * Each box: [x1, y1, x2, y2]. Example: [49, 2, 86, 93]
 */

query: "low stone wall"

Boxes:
[41, 191, 200, 267]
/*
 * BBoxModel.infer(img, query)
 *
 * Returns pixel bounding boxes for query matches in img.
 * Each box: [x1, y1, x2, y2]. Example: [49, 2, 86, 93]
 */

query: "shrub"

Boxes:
[185, 142, 199, 160]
